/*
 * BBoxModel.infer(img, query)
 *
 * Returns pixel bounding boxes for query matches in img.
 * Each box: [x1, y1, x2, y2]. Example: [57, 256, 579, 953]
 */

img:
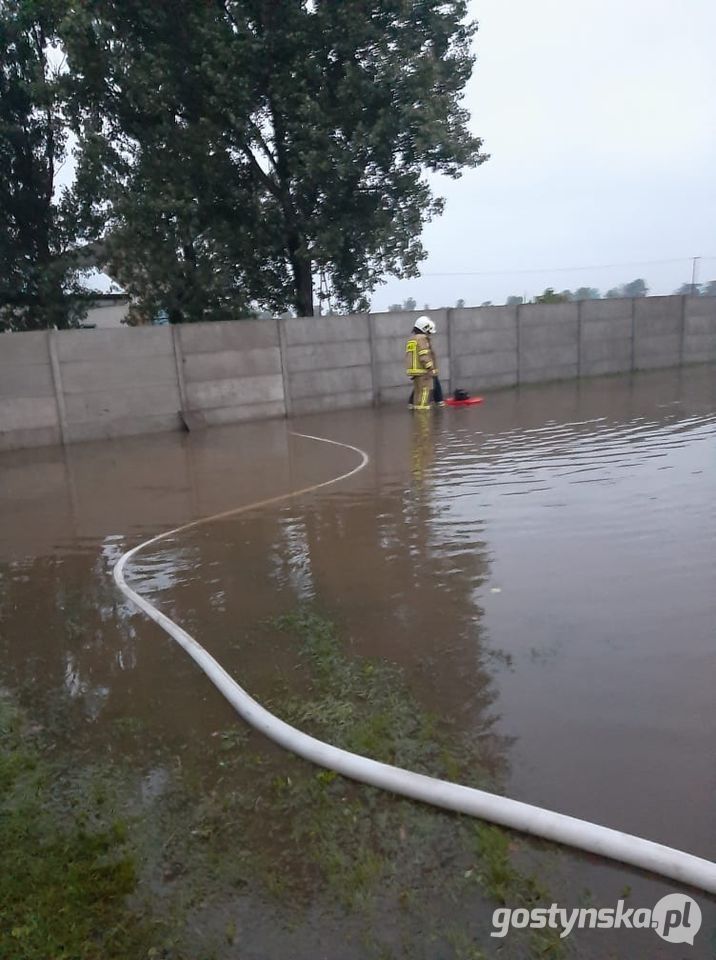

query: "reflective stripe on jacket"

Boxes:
[406, 333, 434, 376]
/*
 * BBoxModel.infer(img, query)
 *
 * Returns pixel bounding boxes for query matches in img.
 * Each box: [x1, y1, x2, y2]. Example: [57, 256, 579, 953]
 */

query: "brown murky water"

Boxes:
[1, 365, 715, 958]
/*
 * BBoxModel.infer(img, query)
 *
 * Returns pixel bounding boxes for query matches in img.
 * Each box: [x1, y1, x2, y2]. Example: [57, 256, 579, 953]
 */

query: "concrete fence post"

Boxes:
[367, 312, 379, 407]
[516, 303, 523, 385]
[629, 297, 636, 371]
[171, 324, 189, 415]
[576, 299, 583, 378]
[447, 307, 456, 395]
[47, 330, 68, 445]
[679, 294, 687, 366]
[277, 316, 292, 418]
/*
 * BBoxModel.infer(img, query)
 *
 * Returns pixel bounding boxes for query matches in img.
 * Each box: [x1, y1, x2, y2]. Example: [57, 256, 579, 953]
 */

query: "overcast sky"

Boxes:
[374, 0, 716, 310]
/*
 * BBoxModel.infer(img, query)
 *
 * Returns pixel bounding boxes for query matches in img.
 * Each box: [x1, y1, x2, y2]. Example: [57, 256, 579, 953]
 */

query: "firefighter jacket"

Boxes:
[406, 333, 436, 377]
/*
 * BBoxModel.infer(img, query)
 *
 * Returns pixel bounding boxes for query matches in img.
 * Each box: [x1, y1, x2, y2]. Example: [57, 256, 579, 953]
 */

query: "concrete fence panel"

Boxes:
[683, 295, 716, 364]
[451, 305, 518, 391]
[579, 298, 633, 376]
[633, 296, 682, 370]
[283, 313, 373, 415]
[54, 325, 169, 361]
[518, 302, 579, 384]
[178, 319, 285, 425]
[55, 326, 182, 443]
[0, 331, 61, 450]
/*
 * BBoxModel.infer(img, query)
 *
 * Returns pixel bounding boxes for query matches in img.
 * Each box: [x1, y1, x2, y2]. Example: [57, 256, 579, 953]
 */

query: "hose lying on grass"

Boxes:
[113, 430, 716, 895]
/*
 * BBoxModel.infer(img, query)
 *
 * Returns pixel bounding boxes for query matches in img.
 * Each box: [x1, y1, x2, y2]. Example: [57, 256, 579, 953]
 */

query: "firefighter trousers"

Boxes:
[411, 373, 433, 410]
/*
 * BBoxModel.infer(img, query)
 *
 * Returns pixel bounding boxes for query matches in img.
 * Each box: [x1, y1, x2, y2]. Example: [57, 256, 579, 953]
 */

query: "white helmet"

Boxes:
[426, 319, 436, 335]
[414, 315, 432, 334]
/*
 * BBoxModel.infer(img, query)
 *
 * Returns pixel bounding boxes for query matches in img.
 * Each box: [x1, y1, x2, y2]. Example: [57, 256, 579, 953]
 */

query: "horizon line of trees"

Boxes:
[388, 278, 716, 313]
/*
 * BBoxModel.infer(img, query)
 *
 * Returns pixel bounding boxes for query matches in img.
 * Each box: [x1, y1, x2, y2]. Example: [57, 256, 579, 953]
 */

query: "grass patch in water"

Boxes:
[0, 694, 173, 960]
[473, 824, 563, 957]
[0, 607, 564, 959]
[272, 609, 487, 782]
[188, 608, 565, 955]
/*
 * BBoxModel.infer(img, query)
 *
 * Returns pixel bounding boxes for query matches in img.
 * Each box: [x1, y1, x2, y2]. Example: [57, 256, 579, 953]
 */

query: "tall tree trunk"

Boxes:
[36, 228, 66, 330]
[288, 232, 314, 316]
[175, 239, 201, 323]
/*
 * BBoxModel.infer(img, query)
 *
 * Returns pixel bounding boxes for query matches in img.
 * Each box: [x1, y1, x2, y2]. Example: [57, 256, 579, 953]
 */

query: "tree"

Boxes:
[0, 0, 86, 331]
[386, 297, 418, 312]
[455, 298, 465, 308]
[506, 295, 523, 305]
[573, 287, 600, 300]
[534, 288, 569, 304]
[480, 300, 492, 306]
[622, 278, 648, 298]
[703, 280, 716, 297]
[605, 278, 648, 300]
[64, 0, 486, 320]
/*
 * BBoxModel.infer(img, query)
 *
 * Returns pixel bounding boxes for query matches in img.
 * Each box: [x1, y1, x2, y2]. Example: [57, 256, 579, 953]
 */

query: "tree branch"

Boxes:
[242, 143, 281, 198]
[247, 116, 277, 169]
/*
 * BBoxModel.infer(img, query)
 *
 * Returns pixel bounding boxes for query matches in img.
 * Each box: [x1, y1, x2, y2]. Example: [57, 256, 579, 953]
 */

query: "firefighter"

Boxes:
[406, 317, 438, 410]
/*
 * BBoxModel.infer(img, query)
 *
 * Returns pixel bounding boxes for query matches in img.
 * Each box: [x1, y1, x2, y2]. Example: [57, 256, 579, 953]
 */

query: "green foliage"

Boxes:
[622, 278, 648, 298]
[675, 280, 716, 296]
[534, 288, 570, 304]
[62, 0, 486, 319]
[572, 286, 600, 300]
[605, 278, 648, 299]
[0, 0, 88, 331]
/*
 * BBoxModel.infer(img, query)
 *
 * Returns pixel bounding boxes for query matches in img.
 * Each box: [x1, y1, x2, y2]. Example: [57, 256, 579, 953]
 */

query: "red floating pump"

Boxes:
[444, 396, 484, 407]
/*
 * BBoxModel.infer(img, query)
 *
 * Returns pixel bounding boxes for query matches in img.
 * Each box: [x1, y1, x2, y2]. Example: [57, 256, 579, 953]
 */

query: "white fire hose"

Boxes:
[113, 431, 716, 894]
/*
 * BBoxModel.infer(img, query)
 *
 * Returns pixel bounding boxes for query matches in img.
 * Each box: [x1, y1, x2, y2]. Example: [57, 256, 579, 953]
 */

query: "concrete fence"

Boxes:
[1, 295, 715, 452]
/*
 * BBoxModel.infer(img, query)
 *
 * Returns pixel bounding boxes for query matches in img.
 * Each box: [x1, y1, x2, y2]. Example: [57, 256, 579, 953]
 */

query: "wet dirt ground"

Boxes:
[1, 365, 715, 958]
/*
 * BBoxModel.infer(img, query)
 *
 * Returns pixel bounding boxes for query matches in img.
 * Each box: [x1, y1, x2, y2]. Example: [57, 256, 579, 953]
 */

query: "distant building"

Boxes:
[82, 294, 131, 329]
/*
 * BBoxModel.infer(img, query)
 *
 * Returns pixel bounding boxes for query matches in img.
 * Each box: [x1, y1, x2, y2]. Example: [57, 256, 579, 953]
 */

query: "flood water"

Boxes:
[1, 365, 715, 958]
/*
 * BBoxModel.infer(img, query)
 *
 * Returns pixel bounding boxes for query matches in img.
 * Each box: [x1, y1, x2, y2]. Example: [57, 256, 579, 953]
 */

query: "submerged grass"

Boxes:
[159, 607, 566, 957]
[0, 693, 177, 960]
[272, 609, 490, 782]
[0, 608, 566, 959]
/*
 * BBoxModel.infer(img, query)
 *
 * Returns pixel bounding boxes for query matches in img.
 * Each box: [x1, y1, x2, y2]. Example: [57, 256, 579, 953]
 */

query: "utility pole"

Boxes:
[690, 256, 701, 295]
